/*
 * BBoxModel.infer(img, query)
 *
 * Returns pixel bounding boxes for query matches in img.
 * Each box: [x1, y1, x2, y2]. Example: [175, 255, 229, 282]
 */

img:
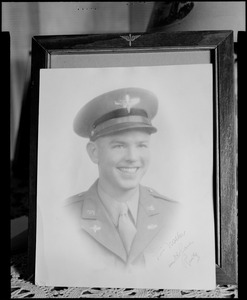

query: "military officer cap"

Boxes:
[73, 87, 158, 141]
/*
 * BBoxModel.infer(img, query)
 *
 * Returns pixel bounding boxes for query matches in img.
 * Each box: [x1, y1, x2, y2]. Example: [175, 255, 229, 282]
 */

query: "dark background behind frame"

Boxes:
[28, 31, 237, 286]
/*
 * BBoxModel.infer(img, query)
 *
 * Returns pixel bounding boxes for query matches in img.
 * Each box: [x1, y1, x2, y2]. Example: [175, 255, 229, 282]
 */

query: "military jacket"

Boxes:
[59, 180, 179, 272]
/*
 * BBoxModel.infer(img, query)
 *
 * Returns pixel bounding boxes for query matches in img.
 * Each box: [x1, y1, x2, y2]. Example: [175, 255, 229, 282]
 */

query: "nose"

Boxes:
[125, 146, 139, 163]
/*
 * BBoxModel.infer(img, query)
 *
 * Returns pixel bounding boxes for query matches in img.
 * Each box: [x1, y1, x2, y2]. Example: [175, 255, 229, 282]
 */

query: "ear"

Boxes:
[86, 141, 99, 164]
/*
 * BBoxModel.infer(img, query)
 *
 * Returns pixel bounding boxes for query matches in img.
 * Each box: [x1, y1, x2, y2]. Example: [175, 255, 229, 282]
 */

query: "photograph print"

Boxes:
[35, 64, 216, 289]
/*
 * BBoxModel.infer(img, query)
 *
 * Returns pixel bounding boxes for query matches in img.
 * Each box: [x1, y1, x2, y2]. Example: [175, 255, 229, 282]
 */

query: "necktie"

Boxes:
[118, 202, 137, 253]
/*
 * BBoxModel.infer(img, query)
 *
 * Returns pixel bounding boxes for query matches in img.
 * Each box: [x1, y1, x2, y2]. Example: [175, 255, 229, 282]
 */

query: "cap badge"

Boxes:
[114, 94, 140, 113]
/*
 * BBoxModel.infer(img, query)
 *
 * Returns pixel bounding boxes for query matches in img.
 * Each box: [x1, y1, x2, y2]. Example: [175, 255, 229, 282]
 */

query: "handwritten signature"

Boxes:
[182, 251, 200, 267]
[157, 231, 200, 268]
[168, 241, 194, 268]
[157, 231, 186, 260]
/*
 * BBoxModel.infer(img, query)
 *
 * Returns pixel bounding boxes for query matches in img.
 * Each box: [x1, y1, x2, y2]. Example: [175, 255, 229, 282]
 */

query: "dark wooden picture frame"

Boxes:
[28, 30, 237, 285]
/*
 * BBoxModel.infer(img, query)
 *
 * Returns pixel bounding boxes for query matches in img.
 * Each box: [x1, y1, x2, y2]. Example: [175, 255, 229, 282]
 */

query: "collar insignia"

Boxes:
[87, 209, 95, 216]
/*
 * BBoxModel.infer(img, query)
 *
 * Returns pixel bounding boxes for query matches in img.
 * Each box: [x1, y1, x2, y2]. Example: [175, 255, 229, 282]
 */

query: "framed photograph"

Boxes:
[28, 31, 237, 289]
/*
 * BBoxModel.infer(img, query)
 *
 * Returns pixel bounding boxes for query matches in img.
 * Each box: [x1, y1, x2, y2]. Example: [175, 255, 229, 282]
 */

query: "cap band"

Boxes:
[92, 108, 148, 129]
[90, 115, 152, 139]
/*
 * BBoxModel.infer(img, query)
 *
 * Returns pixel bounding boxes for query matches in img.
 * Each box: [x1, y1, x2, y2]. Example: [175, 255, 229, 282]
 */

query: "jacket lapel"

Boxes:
[128, 185, 165, 264]
[80, 181, 127, 262]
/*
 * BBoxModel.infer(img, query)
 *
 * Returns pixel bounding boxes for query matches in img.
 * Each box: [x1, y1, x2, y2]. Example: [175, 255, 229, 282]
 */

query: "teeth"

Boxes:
[118, 167, 138, 174]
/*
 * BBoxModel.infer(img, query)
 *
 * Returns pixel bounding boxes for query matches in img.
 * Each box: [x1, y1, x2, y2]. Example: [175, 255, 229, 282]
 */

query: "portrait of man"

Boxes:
[35, 65, 216, 289]
[64, 87, 179, 270]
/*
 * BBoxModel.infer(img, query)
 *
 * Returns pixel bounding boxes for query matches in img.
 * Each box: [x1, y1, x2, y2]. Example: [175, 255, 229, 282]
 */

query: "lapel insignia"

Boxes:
[147, 224, 158, 230]
[147, 205, 155, 211]
[90, 224, 101, 233]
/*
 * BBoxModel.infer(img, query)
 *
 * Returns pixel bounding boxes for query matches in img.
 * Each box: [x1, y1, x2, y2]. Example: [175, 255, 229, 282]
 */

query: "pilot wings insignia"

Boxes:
[114, 94, 140, 113]
[120, 34, 141, 47]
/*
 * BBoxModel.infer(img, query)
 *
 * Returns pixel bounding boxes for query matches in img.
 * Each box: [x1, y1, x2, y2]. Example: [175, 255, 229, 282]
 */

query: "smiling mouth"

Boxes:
[117, 167, 139, 174]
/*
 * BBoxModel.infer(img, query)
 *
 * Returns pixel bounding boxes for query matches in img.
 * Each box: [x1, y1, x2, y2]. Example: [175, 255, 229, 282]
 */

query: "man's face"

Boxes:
[87, 130, 151, 196]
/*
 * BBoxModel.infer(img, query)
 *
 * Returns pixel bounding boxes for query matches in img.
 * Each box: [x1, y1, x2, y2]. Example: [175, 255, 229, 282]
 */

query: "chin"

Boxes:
[117, 179, 141, 191]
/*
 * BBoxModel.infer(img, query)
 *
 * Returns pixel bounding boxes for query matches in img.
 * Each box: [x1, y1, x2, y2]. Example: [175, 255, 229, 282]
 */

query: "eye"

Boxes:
[138, 143, 148, 148]
[112, 144, 125, 149]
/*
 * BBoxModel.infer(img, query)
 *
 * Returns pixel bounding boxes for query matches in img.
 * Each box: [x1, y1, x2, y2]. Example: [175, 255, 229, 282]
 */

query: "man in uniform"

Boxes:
[63, 87, 179, 272]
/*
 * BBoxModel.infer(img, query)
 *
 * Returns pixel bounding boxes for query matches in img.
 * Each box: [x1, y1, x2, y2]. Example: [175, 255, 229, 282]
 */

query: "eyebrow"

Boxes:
[109, 140, 126, 145]
[109, 139, 150, 144]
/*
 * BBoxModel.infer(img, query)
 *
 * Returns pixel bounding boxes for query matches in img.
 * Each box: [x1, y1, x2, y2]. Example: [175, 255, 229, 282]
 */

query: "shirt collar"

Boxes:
[97, 182, 139, 226]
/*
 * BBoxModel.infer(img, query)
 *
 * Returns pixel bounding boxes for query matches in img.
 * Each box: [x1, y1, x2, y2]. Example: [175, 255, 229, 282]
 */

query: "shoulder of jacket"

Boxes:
[64, 191, 86, 207]
[143, 186, 178, 204]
